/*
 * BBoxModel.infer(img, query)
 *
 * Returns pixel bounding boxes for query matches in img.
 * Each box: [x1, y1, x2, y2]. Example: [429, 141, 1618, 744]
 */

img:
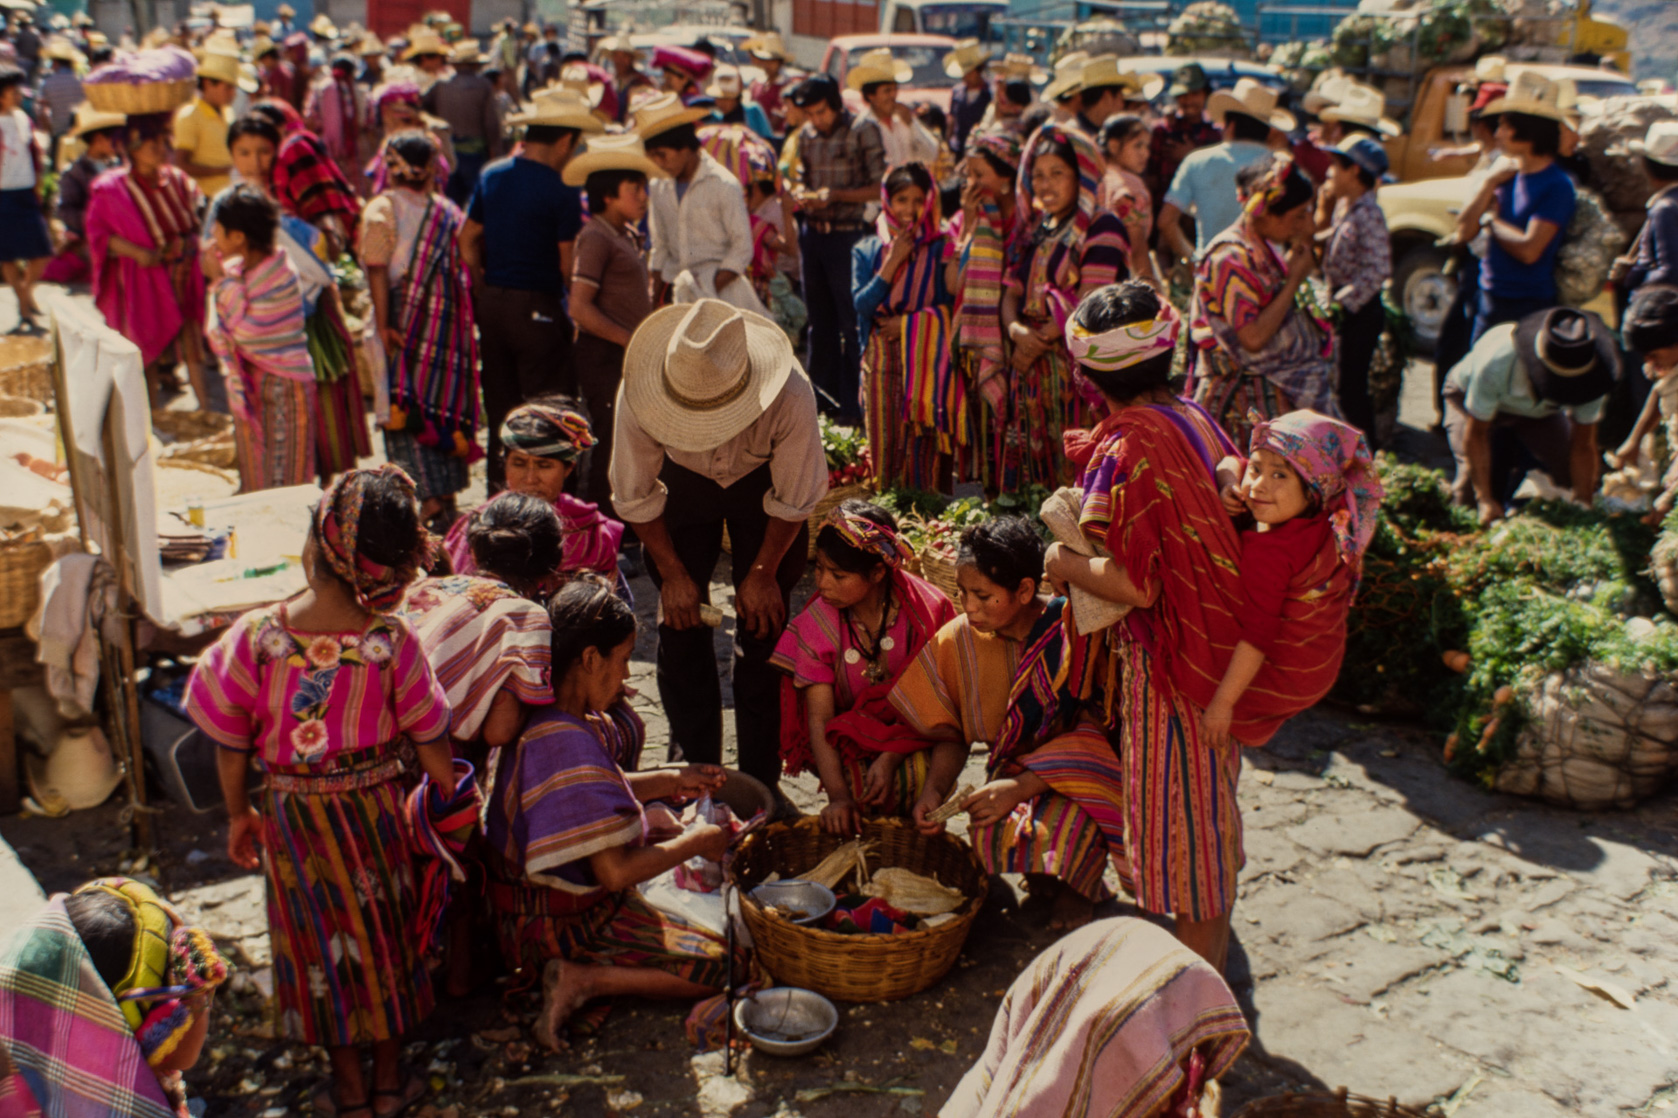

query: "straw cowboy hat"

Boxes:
[559, 64, 610, 113]
[1319, 80, 1400, 136]
[401, 27, 448, 60]
[1632, 120, 1678, 165]
[1081, 56, 1164, 102]
[25, 722, 124, 814]
[67, 102, 127, 138]
[562, 131, 669, 186]
[1208, 76, 1296, 132]
[1042, 51, 1090, 102]
[845, 47, 912, 91]
[449, 40, 485, 65]
[1301, 68, 1350, 114]
[706, 63, 745, 100]
[1475, 54, 1508, 83]
[41, 38, 85, 65]
[632, 91, 710, 139]
[744, 30, 792, 62]
[622, 299, 797, 453]
[1512, 307, 1618, 407]
[197, 50, 259, 93]
[357, 33, 386, 56]
[1482, 70, 1577, 124]
[597, 33, 642, 57]
[512, 86, 608, 132]
[943, 39, 992, 80]
[276, 2, 295, 17]
[309, 13, 337, 39]
[250, 34, 281, 58]
[998, 51, 1048, 85]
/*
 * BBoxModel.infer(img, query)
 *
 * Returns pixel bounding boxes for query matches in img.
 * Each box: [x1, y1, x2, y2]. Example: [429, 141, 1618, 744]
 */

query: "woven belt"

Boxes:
[266, 756, 404, 795]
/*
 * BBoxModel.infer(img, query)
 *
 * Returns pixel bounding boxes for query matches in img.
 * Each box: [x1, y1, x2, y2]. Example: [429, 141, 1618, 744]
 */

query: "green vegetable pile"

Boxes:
[872, 485, 1055, 559]
[1336, 459, 1678, 785]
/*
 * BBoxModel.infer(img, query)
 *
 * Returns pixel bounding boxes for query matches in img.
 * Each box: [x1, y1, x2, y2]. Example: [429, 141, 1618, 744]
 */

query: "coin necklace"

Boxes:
[843, 582, 896, 684]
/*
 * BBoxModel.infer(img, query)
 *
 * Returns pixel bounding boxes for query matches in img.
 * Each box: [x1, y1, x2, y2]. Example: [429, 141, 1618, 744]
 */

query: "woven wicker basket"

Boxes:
[918, 544, 959, 602]
[0, 336, 52, 403]
[1231, 1090, 1430, 1117]
[731, 817, 987, 1003]
[152, 409, 234, 442]
[83, 79, 195, 115]
[0, 533, 53, 630]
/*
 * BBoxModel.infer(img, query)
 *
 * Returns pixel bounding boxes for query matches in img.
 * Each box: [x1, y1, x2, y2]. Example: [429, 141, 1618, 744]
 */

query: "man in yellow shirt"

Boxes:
[173, 50, 252, 196]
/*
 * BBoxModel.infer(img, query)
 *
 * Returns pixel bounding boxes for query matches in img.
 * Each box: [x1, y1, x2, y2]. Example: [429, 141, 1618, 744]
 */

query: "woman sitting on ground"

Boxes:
[443, 398, 624, 584]
[772, 501, 957, 834]
[480, 576, 736, 1051]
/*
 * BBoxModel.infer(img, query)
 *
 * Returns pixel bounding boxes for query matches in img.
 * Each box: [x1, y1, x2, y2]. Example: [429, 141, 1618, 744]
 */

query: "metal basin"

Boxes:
[749, 879, 836, 925]
[734, 987, 839, 1056]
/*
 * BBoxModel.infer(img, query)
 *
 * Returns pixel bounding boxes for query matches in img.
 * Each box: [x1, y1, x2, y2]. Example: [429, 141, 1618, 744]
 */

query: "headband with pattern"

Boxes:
[1067, 299, 1182, 372]
[823, 509, 913, 568]
[314, 464, 434, 613]
[501, 402, 596, 462]
[1243, 152, 1300, 217]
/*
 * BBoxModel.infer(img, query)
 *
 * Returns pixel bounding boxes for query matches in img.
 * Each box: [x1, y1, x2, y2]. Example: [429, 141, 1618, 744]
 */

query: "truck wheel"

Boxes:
[1392, 244, 1455, 355]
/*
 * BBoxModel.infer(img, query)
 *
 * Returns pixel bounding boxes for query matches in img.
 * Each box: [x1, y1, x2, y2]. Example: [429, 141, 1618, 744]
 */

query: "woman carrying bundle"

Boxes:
[359, 130, 481, 524]
[772, 501, 957, 834]
[999, 123, 1131, 488]
[850, 162, 961, 491]
[481, 576, 736, 1050]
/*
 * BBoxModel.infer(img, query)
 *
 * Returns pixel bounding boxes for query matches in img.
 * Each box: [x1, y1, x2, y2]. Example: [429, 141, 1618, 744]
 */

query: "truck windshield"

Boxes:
[917, 4, 1000, 40]
[1570, 77, 1637, 100]
[848, 44, 958, 88]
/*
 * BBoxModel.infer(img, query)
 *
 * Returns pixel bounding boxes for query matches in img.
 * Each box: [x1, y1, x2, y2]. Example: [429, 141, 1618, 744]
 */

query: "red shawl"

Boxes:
[275, 130, 361, 235]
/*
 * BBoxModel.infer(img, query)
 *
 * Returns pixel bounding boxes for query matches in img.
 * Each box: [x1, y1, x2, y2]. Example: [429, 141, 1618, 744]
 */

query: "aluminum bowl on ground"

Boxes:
[748, 879, 836, 925]
[733, 987, 839, 1056]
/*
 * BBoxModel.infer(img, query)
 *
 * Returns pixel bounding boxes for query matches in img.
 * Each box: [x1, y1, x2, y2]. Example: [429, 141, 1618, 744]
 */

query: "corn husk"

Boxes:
[925, 784, 974, 825]
[802, 840, 877, 892]
[862, 867, 966, 916]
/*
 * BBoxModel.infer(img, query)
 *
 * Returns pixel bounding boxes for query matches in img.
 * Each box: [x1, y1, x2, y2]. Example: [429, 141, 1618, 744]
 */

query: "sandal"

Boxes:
[371, 1074, 426, 1118]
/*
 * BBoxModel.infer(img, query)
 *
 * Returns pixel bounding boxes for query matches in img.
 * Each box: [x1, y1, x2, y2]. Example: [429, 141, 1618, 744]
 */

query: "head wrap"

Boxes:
[1017, 122, 1102, 240]
[1246, 409, 1384, 574]
[501, 402, 596, 462]
[313, 464, 432, 612]
[823, 509, 914, 569]
[383, 130, 435, 186]
[970, 129, 1023, 175]
[71, 877, 232, 1071]
[373, 79, 421, 114]
[875, 161, 942, 246]
[1242, 152, 1301, 217]
[1068, 299, 1181, 373]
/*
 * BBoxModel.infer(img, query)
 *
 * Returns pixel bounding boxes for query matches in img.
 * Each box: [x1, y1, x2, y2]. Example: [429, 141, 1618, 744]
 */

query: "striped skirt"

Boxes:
[1118, 642, 1245, 921]
[833, 747, 931, 819]
[863, 329, 949, 492]
[488, 879, 733, 993]
[305, 307, 372, 479]
[259, 748, 433, 1046]
[1190, 345, 1296, 453]
[233, 373, 318, 494]
[968, 727, 1127, 903]
[383, 429, 467, 501]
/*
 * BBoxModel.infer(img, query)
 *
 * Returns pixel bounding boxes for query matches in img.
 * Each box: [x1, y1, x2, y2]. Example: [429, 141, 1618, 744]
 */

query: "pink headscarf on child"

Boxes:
[1247, 409, 1384, 573]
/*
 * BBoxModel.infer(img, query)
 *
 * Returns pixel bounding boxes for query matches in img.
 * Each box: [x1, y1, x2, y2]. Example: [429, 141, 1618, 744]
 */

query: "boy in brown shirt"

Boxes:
[566, 133, 666, 510]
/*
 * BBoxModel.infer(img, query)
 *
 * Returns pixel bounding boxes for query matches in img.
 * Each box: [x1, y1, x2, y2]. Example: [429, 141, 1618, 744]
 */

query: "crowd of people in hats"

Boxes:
[7, 10, 1678, 1117]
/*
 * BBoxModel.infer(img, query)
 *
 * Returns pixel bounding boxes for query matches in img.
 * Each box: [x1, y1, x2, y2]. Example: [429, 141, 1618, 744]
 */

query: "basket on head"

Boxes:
[0, 336, 52, 403]
[730, 816, 987, 1003]
[82, 78, 196, 115]
[1230, 1090, 1432, 1117]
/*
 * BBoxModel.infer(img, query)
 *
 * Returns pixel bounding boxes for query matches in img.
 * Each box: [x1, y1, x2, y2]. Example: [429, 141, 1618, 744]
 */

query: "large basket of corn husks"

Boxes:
[731, 817, 986, 1002]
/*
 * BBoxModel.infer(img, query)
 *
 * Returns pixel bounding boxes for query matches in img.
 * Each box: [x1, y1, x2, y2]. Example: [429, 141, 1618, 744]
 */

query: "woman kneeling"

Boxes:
[481, 576, 734, 1050]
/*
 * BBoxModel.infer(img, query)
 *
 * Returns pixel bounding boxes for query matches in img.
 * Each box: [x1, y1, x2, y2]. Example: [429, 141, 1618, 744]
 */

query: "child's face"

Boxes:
[210, 221, 245, 259]
[957, 564, 1032, 634]
[887, 183, 925, 227]
[813, 551, 886, 611]
[1645, 343, 1678, 378]
[230, 133, 276, 187]
[611, 177, 649, 223]
[1243, 448, 1313, 525]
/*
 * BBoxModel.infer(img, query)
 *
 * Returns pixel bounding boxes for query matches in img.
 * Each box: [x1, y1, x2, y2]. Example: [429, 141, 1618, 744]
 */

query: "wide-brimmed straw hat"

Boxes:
[997, 51, 1047, 84]
[1208, 76, 1295, 132]
[1632, 120, 1678, 165]
[197, 50, 259, 93]
[597, 33, 642, 57]
[1042, 50, 1090, 101]
[357, 33, 387, 56]
[276, 3, 295, 16]
[512, 85, 609, 132]
[402, 28, 448, 60]
[41, 37, 84, 64]
[1301, 68, 1350, 114]
[1319, 80, 1400, 136]
[310, 13, 337, 38]
[1512, 307, 1618, 407]
[1482, 70, 1576, 124]
[845, 47, 912, 90]
[943, 39, 991, 79]
[623, 299, 796, 453]
[744, 31, 792, 62]
[449, 40, 484, 64]
[1475, 55, 1508, 83]
[1081, 56, 1164, 102]
[67, 102, 127, 138]
[632, 91, 710, 139]
[562, 131, 669, 186]
[250, 35, 278, 58]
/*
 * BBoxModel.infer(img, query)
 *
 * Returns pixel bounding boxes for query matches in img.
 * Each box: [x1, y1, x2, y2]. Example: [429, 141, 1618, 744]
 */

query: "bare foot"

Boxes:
[1048, 884, 1095, 932]
[532, 959, 593, 1052]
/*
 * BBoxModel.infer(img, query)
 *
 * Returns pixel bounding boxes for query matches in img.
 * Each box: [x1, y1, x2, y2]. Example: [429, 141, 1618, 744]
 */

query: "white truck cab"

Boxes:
[879, 0, 1008, 42]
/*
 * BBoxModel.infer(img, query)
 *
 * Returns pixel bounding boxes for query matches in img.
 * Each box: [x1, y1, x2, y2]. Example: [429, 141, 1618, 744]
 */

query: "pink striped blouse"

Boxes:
[186, 602, 451, 767]
[207, 250, 317, 384]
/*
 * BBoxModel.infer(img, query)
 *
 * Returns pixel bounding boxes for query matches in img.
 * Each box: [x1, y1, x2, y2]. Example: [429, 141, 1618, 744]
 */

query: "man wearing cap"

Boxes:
[787, 75, 886, 425]
[33, 39, 82, 158]
[174, 50, 250, 196]
[707, 64, 772, 141]
[1320, 135, 1393, 442]
[424, 40, 504, 204]
[745, 32, 793, 137]
[1146, 62, 1221, 203]
[1158, 77, 1288, 260]
[945, 40, 991, 158]
[638, 93, 766, 316]
[848, 48, 938, 170]
[1445, 307, 1615, 526]
[608, 298, 828, 796]
[461, 87, 603, 490]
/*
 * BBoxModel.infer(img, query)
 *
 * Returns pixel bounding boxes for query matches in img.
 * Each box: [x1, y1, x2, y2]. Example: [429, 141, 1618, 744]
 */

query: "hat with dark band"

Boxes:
[1512, 307, 1618, 407]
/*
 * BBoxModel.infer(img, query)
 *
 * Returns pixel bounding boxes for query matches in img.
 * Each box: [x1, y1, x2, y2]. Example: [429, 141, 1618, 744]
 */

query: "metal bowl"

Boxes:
[714, 768, 775, 821]
[734, 986, 839, 1056]
[749, 879, 836, 925]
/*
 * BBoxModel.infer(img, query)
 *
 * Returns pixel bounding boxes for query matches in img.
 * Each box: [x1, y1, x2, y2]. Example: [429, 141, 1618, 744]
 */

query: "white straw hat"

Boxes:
[943, 39, 991, 80]
[1482, 70, 1578, 125]
[1301, 68, 1350, 115]
[622, 299, 797, 453]
[1082, 56, 1164, 102]
[631, 91, 711, 139]
[846, 47, 912, 91]
[1042, 51, 1090, 102]
[1631, 120, 1678, 164]
[1207, 76, 1296, 133]
[1318, 80, 1400, 137]
[511, 86, 609, 132]
[562, 131, 670, 186]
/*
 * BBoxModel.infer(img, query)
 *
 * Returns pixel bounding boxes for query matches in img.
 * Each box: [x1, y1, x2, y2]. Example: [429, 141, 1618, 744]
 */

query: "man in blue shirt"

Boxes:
[944, 40, 990, 158]
[461, 87, 604, 490]
[1458, 72, 1577, 341]
[1158, 78, 1291, 259]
